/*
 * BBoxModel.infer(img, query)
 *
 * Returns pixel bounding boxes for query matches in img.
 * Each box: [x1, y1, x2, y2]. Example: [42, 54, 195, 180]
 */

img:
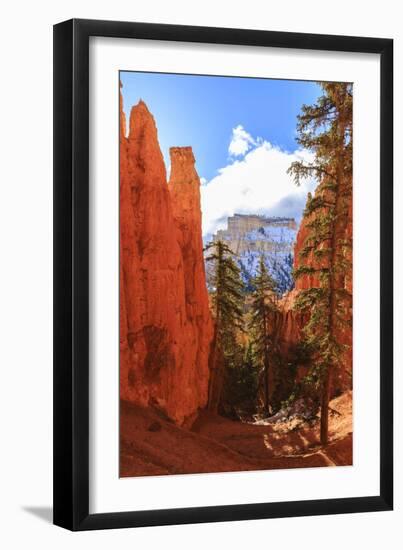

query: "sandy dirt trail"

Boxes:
[120, 392, 352, 478]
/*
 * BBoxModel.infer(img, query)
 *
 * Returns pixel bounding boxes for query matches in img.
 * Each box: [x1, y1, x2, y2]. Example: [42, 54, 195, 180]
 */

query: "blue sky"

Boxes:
[120, 71, 321, 236]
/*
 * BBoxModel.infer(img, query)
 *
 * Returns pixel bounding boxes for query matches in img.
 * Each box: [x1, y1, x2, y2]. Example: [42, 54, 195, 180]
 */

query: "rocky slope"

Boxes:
[120, 91, 213, 424]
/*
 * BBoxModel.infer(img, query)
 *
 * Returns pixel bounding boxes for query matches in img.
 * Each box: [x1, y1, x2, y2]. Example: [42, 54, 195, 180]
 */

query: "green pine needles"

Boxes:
[288, 82, 353, 445]
[204, 240, 245, 412]
[249, 256, 278, 414]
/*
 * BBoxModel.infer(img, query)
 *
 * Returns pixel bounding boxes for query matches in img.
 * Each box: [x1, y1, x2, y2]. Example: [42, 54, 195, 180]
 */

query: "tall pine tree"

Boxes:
[249, 256, 278, 414]
[220, 342, 259, 419]
[204, 240, 245, 412]
[288, 82, 352, 445]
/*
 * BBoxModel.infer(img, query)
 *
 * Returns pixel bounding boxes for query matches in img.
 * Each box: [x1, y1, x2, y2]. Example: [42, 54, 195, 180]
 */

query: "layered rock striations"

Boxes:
[214, 214, 296, 256]
[120, 93, 213, 424]
[209, 214, 297, 294]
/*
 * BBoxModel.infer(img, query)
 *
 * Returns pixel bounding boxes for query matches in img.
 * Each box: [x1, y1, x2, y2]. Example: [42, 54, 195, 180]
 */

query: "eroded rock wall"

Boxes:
[120, 94, 213, 424]
[276, 178, 353, 394]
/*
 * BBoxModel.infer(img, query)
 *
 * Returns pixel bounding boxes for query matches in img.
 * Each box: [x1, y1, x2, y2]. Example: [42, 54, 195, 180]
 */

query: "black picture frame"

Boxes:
[53, 18, 393, 531]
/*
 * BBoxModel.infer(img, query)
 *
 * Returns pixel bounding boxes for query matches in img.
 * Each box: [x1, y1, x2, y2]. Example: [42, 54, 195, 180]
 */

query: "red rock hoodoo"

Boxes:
[119, 93, 213, 424]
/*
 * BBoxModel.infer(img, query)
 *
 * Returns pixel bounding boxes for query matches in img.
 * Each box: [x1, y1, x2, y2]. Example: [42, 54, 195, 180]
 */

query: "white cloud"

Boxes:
[201, 136, 316, 237]
[228, 125, 257, 157]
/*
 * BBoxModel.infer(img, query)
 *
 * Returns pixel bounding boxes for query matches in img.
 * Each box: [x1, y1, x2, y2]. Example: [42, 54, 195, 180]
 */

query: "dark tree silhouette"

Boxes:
[204, 240, 245, 412]
[249, 256, 278, 414]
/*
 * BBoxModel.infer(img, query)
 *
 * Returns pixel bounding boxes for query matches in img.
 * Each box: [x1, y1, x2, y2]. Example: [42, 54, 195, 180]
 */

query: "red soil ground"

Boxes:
[120, 391, 352, 477]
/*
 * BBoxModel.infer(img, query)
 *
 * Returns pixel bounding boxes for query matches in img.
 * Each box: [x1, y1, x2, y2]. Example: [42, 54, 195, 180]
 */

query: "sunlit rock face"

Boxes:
[169, 146, 214, 418]
[119, 94, 213, 424]
[208, 214, 297, 294]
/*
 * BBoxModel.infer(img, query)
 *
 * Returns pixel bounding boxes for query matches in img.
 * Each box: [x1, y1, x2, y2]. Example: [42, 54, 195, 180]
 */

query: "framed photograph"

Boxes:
[53, 19, 393, 530]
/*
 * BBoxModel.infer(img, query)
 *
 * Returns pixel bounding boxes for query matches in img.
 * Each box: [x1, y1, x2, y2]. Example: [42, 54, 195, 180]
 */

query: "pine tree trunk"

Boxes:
[208, 328, 224, 413]
[320, 369, 331, 445]
[264, 355, 269, 415]
[322, 87, 348, 446]
[263, 312, 269, 414]
[207, 358, 224, 413]
[208, 243, 224, 412]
